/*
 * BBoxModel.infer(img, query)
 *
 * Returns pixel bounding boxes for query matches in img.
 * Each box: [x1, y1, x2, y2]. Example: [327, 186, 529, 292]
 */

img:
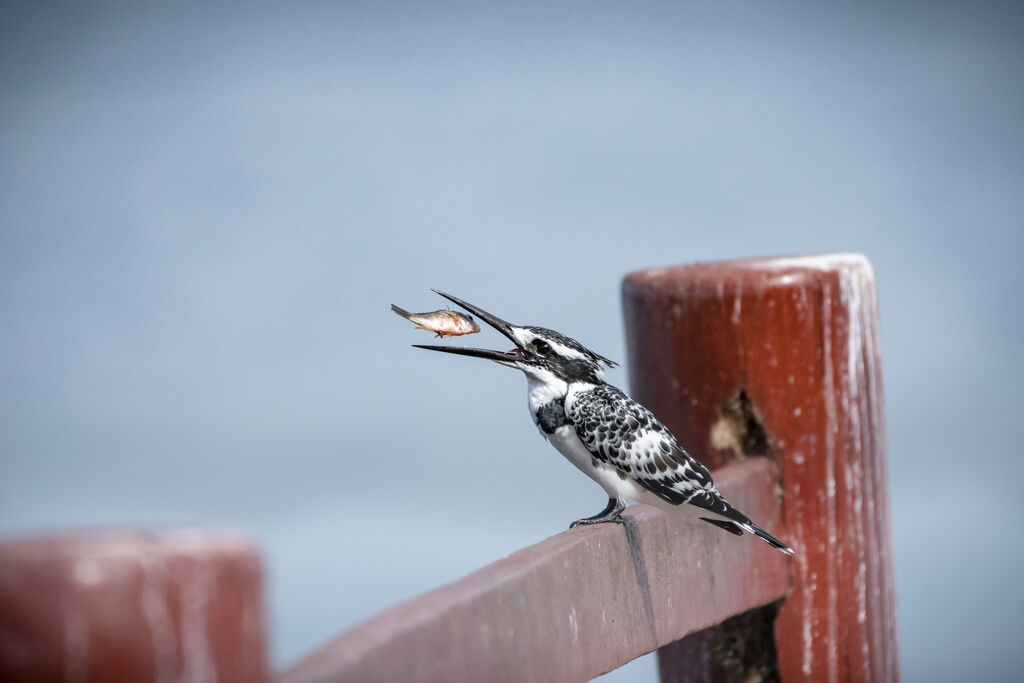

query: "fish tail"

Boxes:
[391, 304, 414, 320]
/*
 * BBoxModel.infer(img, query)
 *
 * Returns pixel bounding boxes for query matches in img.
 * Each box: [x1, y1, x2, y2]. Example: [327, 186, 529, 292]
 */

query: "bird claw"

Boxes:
[569, 514, 623, 529]
[569, 498, 625, 528]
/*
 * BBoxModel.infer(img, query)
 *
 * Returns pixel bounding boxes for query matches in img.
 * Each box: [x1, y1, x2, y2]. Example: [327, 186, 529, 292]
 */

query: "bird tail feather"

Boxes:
[692, 492, 795, 555]
[737, 520, 795, 555]
[700, 518, 744, 536]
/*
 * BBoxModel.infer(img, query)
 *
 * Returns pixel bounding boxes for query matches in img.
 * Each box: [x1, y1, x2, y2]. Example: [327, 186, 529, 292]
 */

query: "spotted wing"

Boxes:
[566, 384, 732, 512]
[568, 386, 795, 554]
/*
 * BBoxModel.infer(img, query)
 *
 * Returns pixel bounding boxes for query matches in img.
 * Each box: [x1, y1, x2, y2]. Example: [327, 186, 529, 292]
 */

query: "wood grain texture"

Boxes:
[279, 459, 789, 683]
[0, 531, 267, 683]
[623, 254, 898, 682]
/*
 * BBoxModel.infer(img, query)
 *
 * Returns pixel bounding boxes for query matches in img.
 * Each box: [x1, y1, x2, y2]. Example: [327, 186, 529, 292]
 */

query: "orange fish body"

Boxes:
[391, 304, 481, 338]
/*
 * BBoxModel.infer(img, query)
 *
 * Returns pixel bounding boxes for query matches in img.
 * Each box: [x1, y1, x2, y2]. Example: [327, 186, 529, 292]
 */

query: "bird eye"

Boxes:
[533, 340, 551, 355]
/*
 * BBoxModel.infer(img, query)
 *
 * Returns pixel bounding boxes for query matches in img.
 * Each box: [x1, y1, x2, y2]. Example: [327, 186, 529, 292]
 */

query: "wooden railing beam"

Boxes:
[279, 458, 790, 683]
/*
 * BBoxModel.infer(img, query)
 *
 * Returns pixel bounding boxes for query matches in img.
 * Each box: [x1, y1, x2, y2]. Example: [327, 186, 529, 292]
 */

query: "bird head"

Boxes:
[413, 291, 617, 384]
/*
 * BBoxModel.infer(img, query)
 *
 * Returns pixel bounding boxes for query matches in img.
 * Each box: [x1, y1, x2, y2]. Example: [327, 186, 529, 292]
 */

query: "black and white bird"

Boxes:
[414, 291, 793, 555]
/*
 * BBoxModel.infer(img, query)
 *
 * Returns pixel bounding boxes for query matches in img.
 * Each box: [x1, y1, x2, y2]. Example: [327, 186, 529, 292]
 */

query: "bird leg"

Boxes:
[569, 498, 625, 528]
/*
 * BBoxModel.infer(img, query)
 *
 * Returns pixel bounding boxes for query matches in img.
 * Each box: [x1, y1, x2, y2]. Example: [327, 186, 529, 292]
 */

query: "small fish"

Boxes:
[391, 304, 481, 338]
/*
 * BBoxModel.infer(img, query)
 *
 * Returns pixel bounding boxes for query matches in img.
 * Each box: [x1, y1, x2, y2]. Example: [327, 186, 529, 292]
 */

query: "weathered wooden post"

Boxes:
[0, 531, 268, 683]
[623, 254, 898, 682]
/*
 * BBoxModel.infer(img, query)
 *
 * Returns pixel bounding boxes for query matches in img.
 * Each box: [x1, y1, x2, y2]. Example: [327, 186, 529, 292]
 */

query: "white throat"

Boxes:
[524, 367, 568, 414]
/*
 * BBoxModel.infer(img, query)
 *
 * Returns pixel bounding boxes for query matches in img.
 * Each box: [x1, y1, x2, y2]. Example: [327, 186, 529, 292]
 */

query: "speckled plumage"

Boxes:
[567, 383, 713, 502]
[563, 383, 769, 529]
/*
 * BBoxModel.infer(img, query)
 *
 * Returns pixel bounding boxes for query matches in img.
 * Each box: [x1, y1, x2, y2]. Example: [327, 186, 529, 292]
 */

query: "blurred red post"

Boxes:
[623, 254, 898, 682]
[0, 531, 267, 683]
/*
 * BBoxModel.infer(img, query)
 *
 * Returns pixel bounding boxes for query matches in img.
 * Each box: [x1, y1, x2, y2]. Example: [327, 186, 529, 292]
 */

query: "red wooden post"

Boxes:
[0, 531, 268, 683]
[623, 254, 898, 681]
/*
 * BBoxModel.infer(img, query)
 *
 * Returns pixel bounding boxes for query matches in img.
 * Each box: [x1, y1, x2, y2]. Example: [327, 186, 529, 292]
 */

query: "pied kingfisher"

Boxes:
[414, 291, 793, 555]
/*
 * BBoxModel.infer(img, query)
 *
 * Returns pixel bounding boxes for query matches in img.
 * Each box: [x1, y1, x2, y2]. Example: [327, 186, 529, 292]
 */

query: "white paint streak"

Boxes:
[840, 262, 878, 680]
[181, 562, 217, 683]
[821, 277, 840, 680]
[63, 612, 88, 683]
[74, 558, 104, 586]
[755, 253, 869, 272]
[140, 552, 179, 683]
[858, 561, 868, 624]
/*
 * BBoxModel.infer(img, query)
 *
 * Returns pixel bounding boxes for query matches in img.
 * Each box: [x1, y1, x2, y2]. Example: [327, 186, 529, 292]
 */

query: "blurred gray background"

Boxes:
[2, 2, 1021, 680]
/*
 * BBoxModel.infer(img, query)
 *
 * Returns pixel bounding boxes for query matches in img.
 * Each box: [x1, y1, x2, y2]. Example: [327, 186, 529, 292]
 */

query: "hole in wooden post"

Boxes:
[657, 600, 783, 683]
[710, 389, 770, 463]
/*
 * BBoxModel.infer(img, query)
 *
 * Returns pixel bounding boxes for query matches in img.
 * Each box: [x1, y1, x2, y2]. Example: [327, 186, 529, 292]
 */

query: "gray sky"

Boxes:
[2, 2, 1022, 680]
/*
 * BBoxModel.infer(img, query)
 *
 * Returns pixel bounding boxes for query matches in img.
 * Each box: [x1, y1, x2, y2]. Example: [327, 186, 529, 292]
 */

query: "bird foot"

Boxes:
[569, 498, 625, 529]
[569, 514, 623, 528]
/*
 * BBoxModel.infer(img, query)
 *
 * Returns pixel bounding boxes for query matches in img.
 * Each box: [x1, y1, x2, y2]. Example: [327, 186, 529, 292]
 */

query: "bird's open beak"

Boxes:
[412, 344, 527, 364]
[413, 291, 530, 366]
